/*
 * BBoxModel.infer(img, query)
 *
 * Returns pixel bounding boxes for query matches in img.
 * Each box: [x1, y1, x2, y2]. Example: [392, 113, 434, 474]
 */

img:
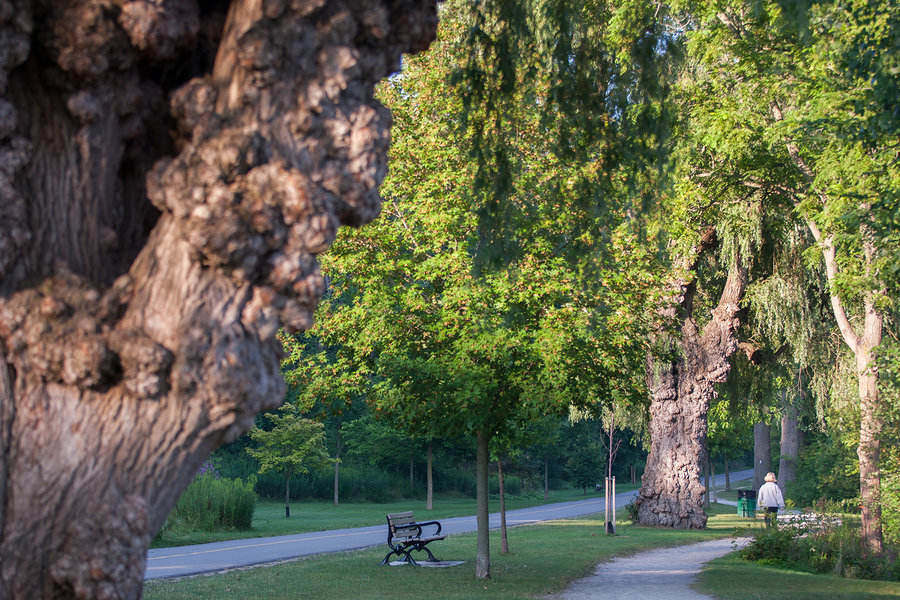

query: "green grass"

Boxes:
[710, 478, 753, 503]
[144, 503, 744, 600]
[152, 486, 635, 548]
[696, 553, 900, 599]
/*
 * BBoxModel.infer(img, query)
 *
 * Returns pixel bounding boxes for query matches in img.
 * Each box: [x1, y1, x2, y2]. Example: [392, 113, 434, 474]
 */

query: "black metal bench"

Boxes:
[381, 511, 445, 565]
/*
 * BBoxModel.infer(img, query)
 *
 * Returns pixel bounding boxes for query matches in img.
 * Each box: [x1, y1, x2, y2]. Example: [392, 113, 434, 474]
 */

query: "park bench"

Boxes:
[381, 511, 446, 565]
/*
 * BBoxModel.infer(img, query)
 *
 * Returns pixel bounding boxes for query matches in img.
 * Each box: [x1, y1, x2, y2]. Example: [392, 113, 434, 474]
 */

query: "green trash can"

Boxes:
[737, 489, 757, 517]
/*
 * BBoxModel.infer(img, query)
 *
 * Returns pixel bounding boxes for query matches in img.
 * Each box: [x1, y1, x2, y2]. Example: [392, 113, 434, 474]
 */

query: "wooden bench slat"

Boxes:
[387, 512, 414, 519]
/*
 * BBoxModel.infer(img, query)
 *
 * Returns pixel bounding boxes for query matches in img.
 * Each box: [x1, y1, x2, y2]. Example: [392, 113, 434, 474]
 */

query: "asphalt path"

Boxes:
[145, 469, 753, 580]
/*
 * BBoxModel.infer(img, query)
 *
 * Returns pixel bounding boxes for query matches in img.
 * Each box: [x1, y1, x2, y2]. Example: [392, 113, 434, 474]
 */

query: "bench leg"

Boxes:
[419, 545, 439, 563]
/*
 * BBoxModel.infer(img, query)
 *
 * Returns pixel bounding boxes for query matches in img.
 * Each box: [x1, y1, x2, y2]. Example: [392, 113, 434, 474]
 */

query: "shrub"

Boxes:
[163, 474, 256, 532]
[740, 515, 900, 581]
[624, 500, 639, 523]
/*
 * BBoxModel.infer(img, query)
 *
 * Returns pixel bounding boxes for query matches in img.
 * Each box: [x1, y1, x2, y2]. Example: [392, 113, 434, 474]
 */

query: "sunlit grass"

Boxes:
[144, 504, 743, 600]
[696, 553, 900, 600]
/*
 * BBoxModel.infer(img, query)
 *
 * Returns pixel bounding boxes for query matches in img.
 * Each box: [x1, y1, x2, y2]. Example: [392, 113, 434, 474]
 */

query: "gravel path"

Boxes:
[555, 537, 751, 600]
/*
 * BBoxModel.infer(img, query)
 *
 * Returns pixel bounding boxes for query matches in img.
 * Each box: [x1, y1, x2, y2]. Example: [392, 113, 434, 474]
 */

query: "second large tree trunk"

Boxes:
[753, 422, 771, 492]
[637, 235, 747, 529]
[777, 390, 799, 493]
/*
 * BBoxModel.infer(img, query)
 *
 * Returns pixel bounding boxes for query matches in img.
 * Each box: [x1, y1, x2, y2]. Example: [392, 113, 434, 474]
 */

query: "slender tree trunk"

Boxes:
[333, 428, 342, 506]
[724, 456, 730, 490]
[410, 455, 415, 492]
[857, 338, 883, 553]
[778, 389, 799, 493]
[475, 430, 491, 579]
[544, 456, 549, 501]
[0, 3, 438, 598]
[284, 473, 291, 519]
[753, 422, 771, 492]
[637, 233, 747, 528]
[710, 459, 716, 504]
[426, 441, 434, 510]
[498, 458, 509, 554]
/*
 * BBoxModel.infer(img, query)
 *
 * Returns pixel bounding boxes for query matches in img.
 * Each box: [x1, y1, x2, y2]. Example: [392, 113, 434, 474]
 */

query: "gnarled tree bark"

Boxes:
[0, 2, 437, 598]
[636, 231, 747, 528]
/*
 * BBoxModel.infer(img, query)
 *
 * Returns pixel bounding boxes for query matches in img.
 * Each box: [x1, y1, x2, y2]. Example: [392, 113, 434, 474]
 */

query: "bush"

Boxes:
[624, 500, 639, 523]
[740, 515, 900, 581]
[163, 474, 256, 532]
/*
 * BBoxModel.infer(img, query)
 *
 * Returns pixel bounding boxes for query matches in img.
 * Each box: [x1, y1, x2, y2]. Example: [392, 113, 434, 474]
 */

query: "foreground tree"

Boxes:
[0, 2, 437, 597]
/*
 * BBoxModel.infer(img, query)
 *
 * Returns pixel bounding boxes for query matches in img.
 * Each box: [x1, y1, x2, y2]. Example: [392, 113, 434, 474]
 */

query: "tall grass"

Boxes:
[162, 474, 256, 532]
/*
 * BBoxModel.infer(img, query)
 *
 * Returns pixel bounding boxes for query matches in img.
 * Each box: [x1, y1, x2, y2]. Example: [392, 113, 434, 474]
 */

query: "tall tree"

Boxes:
[637, 227, 748, 528]
[674, 0, 899, 550]
[0, 2, 437, 597]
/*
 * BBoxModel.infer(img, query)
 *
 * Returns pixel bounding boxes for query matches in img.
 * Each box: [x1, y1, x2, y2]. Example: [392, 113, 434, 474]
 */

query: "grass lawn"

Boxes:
[144, 504, 747, 600]
[710, 478, 753, 504]
[696, 553, 900, 599]
[152, 486, 635, 548]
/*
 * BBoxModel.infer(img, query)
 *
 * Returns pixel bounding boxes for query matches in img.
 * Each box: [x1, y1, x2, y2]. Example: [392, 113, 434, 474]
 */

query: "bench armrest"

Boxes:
[415, 520, 442, 536]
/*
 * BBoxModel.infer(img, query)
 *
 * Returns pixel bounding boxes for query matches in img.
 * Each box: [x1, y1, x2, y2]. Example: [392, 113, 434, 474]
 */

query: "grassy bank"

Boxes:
[152, 486, 635, 548]
[696, 553, 900, 599]
[144, 504, 744, 600]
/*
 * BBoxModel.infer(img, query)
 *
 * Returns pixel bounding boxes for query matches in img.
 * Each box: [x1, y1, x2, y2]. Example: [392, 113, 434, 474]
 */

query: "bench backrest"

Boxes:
[387, 512, 419, 540]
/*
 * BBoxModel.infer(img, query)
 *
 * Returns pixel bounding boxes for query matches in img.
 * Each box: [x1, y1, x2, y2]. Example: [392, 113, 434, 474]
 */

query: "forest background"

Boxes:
[186, 0, 900, 558]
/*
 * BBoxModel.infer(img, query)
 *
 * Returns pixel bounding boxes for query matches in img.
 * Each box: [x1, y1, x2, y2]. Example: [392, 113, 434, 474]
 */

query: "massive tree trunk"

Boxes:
[753, 422, 771, 491]
[636, 231, 747, 529]
[777, 388, 800, 493]
[0, 2, 437, 598]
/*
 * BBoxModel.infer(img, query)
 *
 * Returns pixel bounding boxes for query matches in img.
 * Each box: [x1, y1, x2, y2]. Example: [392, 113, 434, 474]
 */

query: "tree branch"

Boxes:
[770, 101, 861, 351]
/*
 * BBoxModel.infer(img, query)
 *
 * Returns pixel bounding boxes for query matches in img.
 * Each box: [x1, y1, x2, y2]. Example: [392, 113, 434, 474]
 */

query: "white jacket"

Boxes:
[757, 481, 785, 508]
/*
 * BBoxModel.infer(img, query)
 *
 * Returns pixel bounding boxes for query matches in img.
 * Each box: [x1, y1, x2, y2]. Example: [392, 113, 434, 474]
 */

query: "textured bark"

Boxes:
[475, 430, 490, 579]
[636, 235, 747, 529]
[0, 2, 437, 598]
[777, 390, 799, 493]
[857, 335, 883, 553]
[753, 422, 771, 492]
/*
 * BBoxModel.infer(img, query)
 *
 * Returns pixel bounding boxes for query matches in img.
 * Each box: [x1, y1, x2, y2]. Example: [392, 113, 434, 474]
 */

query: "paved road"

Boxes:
[145, 469, 753, 580]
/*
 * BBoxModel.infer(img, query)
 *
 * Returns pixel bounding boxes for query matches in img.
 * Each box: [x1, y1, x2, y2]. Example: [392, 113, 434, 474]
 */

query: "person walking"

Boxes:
[757, 472, 785, 528]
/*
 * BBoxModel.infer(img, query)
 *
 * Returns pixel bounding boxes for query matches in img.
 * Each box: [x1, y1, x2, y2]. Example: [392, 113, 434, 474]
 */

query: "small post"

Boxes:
[605, 476, 616, 535]
[604, 477, 609, 529]
[612, 476, 616, 533]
